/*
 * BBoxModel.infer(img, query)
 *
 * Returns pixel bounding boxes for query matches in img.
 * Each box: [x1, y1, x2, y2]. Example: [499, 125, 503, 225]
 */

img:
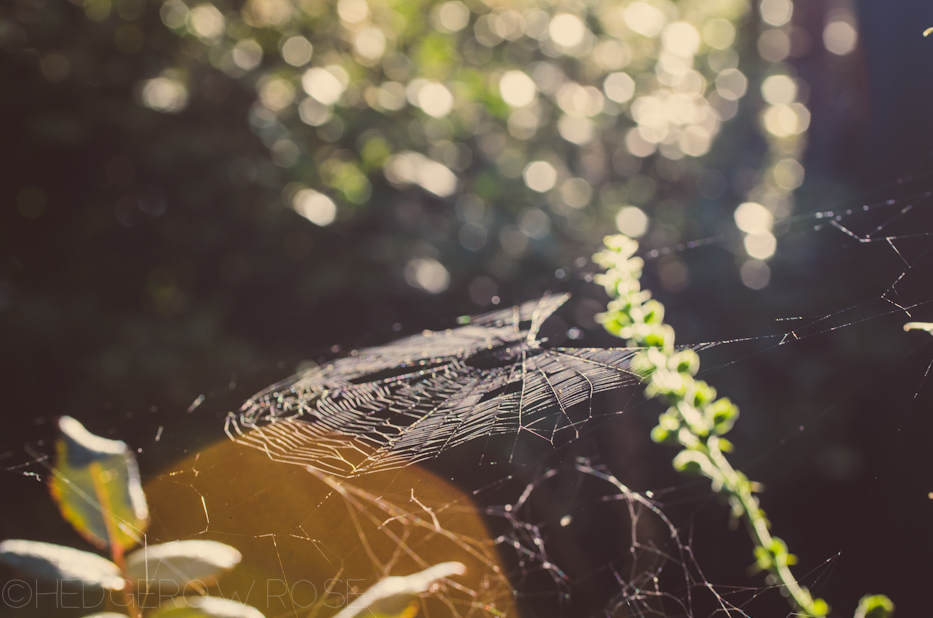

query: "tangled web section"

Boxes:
[226, 294, 718, 478]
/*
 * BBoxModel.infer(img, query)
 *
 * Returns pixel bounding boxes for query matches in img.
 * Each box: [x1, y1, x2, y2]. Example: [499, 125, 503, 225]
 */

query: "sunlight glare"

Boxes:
[823, 19, 858, 55]
[740, 259, 771, 289]
[623, 2, 666, 37]
[761, 75, 797, 105]
[416, 82, 454, 118]
[715, 68, 748, 100]
[734, 202, 773, 234]
[744, 232, 777, 260]
[603, 72, 635, 103]
[662, 22, 700, 57]
[405, 258, 450, 294]
[385, 152, 458, 197]
[293, 189, 337, 226]
[140, 77, 188, 113]
[499, 71, 537, 108]
[615, 206, 649, 238]
[354, 27, 387, 61]
[522, 161, 557, 192]
[281, 36, 312, 67]
[437, 1, 470, 32]
[232, 39, 263, 71]
[760, 0, 793, 27]
[337, 0, 368, 24]
[302, 67, 345, 105]
[187, 3, 224, 41]
[549, 14, 586, 48]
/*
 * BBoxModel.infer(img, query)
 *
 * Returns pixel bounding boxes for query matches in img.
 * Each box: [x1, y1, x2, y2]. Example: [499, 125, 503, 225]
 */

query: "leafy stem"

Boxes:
[1, 416, 466, 618]
[593, 234, 891, 618]
[89, 461, 142, 618]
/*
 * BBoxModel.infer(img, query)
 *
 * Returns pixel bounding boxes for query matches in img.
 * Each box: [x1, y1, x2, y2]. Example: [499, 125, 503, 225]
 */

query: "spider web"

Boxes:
[207, 164, 933, 618]
[5, 168, 933, 618]
[3, 415, 742, 618]
[225, 294, 716, 478]
[224, 171, 933, 483]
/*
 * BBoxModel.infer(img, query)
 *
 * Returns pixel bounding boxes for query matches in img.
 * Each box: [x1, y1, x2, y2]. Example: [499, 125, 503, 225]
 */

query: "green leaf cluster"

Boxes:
[1, 417, 465, 618]
[1, 417, 258, 618]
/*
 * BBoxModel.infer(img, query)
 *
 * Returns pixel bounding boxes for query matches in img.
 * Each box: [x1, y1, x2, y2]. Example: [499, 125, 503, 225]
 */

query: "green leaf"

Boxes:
[651, 413, 680, 445]
[49, 416, 149, 551]
[650, 425, 674, 444]
[646, 367, 688, 402]
[811, 597, 831, 617]
[125, 540, 242, 589]
[707, 398, 739, 435]
[854, 594, 894, 618]
[0, 539, 124, 590]
[768, 537, 788, 557]
[672, 450, 707, 476]
[689, 381, 717, 408]
[630, 351, 658, 378]
[333, 562, 466, 618]
[641, 299, 665, 325]
[643, 324, 675, 351]
[677, 400, 710, 437]
[668, 349, 699, 375]
[714, 437, 735, 452]
[150, 596, 264, 618]
[753, 545, 772, 570]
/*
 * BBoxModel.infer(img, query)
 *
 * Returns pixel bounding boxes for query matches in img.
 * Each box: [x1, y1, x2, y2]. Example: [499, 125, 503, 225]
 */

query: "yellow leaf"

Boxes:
[924, 27, 933, 37]
[49, 417, 149, 551]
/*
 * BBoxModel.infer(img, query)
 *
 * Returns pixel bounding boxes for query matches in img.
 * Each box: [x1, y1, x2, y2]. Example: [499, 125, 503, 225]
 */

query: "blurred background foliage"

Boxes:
[3, 0, 933, 614]
[0, 0, 843, 413]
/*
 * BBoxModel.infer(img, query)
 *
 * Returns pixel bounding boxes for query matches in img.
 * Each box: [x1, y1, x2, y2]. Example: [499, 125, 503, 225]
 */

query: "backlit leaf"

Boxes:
[150, 596, 264, 618]
[855, 595, 895, 618]
[333, 562, 465, 618]
[125, 540, 242, 589]
[0, 539, 124, 590]
[49, 416, 149, 551]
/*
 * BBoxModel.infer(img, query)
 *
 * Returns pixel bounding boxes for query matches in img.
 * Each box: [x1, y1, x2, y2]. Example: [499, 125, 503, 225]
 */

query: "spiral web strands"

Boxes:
[226, 294, 700, 477]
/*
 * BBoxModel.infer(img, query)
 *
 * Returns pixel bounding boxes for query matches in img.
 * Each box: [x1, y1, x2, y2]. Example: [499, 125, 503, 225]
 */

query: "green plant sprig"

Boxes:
[593, 234, 892, 618]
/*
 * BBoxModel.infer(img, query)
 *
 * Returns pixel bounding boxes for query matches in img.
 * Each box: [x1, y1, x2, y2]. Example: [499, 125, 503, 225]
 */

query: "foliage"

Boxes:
[0, 416, 254, 618]
[0, 0, 834, 452]
[0, 0, 909, 613]
[593, 233, 893, 618]
[0, 417, 462, 618]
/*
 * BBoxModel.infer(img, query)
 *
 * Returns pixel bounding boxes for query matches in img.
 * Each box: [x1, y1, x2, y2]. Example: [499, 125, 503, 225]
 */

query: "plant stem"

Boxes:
[593, 234, 831, 616]
[89, 461, 143, 618]
[704, 442, 823, 615]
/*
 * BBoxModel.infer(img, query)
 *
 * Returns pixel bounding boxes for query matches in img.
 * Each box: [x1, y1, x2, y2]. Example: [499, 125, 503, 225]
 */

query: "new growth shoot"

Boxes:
[593, 234, 893, 618]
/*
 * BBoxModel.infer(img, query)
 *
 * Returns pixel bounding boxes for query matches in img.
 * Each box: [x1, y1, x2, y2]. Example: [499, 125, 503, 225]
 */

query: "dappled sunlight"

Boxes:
[139, 0, 820, 291]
